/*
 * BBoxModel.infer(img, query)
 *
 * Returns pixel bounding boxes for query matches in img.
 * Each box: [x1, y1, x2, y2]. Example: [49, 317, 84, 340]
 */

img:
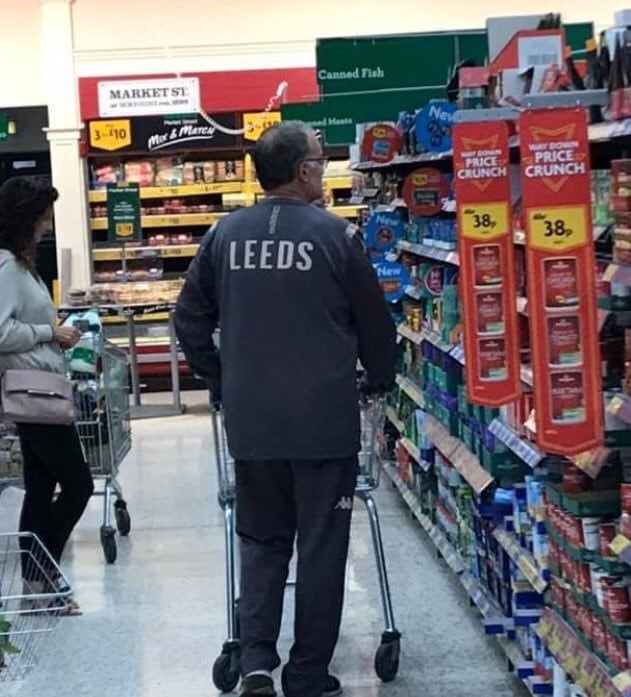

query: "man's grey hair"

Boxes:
[253, 121, 313, 191]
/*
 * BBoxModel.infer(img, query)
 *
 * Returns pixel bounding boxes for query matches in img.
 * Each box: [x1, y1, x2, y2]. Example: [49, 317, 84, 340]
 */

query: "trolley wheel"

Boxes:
[212, 652, 240, 693]
[375, 638, 400, 683]
[114, 499, 131, 536]
[100, 526, 117, 564]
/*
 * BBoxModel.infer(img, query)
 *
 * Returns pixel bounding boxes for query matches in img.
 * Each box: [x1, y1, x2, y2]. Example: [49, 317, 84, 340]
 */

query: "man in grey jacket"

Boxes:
[175, 121, 396, 697]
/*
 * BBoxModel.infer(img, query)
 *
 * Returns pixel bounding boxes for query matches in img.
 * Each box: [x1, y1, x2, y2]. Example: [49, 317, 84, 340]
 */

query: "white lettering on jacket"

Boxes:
[229, 240, 314, 272]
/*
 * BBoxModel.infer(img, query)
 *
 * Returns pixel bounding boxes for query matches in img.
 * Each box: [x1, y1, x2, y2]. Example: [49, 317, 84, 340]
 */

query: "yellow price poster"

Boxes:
[115, 223, 134, 238]
[459, 201, 509, 240]
[89, 119, 132, 152]
[609, 534, 631, 557]
[243, 111, 281, 142]
[528, 205, 588, 252]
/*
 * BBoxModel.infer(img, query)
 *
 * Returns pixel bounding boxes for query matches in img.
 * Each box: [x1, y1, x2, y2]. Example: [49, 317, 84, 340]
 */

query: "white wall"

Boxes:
[0, 0, 625, 107]
[0, 1, 44, 107]
[71, 0, 622, 77]
[71, 0, 618, 50]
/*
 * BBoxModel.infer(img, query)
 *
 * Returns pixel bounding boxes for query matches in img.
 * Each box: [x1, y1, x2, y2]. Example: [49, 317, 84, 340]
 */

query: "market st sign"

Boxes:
[98, 78, 201, 118]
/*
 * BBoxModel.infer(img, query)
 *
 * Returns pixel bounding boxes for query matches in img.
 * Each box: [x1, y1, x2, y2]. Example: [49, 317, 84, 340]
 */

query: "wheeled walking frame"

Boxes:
[210, 399, 401, 693]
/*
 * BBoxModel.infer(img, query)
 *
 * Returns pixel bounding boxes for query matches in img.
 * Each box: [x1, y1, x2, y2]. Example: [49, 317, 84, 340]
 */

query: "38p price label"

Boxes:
[459, 201, 509, 240]
[528, 205, 588, 252]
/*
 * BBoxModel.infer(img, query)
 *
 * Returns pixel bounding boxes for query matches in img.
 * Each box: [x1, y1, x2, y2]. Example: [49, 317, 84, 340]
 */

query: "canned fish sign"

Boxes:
[415, 100, 457, 153]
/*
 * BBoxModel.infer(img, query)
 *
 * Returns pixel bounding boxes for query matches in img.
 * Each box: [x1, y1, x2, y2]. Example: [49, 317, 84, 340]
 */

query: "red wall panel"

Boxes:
[79, 67, 318, 120]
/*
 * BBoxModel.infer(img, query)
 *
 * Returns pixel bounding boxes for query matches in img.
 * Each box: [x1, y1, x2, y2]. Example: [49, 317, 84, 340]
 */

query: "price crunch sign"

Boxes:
[520, 108, 603, 456]
[454, 120, 521, 407]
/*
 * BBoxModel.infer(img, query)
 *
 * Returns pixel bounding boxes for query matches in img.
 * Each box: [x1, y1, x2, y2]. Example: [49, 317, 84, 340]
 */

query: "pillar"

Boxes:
[40, 0, 91, 296]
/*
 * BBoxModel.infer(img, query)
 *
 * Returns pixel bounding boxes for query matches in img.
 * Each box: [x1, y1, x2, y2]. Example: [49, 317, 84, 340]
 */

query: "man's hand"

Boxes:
[358, 375, 394, 399]
[53, 326, 81, 349]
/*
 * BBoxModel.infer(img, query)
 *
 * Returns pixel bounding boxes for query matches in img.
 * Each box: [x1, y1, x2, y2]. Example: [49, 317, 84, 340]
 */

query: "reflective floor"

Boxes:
[1, 393, 523, 696]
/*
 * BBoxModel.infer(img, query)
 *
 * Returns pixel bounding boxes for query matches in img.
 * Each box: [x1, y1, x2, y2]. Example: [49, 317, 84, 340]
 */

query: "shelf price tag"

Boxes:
[528, 205, 588, 251]
[243, 111, 281, 142]
[520, 108, 603, 457]
[460, 202, 509, 240]
[89, 119, 132, 152]
[453, 121, 521, 408]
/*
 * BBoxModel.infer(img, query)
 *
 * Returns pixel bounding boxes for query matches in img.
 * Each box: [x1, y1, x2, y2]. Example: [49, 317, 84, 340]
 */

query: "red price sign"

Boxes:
[361, 123, 402, 164]
[454, 120, 521, 406]
[520, 108, 603, 456]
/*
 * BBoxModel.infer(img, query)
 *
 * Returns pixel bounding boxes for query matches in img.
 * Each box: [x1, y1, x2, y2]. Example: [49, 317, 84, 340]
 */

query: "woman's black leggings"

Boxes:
[17, 423, 94, 582]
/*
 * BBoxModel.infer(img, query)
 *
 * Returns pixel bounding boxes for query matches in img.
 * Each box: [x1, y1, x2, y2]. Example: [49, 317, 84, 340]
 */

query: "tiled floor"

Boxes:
[1, 394, 524, 696]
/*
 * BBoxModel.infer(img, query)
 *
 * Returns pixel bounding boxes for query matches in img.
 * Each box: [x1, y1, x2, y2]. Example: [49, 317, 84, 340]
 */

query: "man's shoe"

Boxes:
[323, 674, 343, 697]
[239, 673, 277, 696]
[281, 666, 342, 697]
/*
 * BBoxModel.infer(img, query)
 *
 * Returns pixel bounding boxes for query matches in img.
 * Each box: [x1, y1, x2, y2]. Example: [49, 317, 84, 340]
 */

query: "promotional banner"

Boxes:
[364, 210, 406, 259]
[453, 120, 521, 406]
[107, 183, 141, 243]
[360, 123, 402, 163]
[520, 108, 603, 456]
[88, 113, 241, 154]
[372, 259, 410, 303]
[415, 100, 457, 153]
[402, 168, 449, 216]
[243, 111, 281, 142]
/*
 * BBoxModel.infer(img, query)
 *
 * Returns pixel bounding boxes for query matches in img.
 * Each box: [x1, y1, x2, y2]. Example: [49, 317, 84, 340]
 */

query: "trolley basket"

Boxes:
[0, 532, 72, 681]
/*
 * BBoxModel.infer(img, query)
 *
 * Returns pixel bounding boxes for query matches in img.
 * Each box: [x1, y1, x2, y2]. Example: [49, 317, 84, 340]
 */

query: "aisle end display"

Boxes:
[351, 13, 631, 697]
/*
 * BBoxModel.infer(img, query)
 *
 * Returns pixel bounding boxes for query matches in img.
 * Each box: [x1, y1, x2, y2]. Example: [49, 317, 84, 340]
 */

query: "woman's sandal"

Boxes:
[59, 598, 82, 617]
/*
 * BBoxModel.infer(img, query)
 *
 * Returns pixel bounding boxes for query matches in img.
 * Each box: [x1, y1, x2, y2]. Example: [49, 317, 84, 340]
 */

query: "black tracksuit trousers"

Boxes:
[236, 456, 358, 697]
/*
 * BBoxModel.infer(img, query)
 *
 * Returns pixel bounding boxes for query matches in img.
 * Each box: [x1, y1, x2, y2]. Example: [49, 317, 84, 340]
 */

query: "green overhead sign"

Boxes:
[284, 22, 595, 146]
[282, 87, 444, 145]
[316, 31, 488, 95]
[0, 115, 8, 141]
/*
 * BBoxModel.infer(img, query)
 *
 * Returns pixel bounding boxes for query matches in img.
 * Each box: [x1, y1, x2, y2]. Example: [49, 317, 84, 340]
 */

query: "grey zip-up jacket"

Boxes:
[175, 198, 396, 461]
[0, 250, 63, 374]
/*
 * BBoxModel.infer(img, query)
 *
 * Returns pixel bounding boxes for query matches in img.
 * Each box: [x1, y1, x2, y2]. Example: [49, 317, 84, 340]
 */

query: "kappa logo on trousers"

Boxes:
[334, 496, 353, 511]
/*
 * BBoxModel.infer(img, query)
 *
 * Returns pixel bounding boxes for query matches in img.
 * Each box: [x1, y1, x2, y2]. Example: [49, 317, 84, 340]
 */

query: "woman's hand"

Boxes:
[53, 325, 81, 349]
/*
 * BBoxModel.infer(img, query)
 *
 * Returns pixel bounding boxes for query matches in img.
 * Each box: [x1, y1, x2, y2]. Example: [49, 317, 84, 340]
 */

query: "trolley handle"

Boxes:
[357, 373, 393, 402]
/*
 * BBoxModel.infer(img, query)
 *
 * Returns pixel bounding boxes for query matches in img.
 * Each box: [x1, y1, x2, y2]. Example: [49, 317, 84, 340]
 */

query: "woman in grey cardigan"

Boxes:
[0, 177, 93, 614]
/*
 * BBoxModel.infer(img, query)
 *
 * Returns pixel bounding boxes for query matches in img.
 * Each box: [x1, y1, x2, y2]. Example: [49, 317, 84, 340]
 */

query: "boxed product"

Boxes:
[182, 161, 214, 185]
[216, 160, 244, 182]
[155, 156, 184, 186]
[124, 160, 155, 187]
[92, 163, 124, 187]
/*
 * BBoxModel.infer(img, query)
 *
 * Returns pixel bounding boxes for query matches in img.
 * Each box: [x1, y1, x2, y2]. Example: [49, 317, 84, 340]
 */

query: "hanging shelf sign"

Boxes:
[453, 120, 521, 407]
[519, 108, 604, 456]
[402, 167, 449, 216]
[360, 123, 402, 163]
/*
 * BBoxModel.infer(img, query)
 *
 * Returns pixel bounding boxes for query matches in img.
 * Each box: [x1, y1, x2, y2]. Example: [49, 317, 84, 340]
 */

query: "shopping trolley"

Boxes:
[73, 342, 132, 564]
[0, 532, 72, 681]
[0, 341, 132, 566]
[211, 398, 401, 693]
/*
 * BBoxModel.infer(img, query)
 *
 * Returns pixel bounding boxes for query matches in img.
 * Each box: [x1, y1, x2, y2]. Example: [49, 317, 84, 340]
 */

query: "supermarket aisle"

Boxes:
[1, 395, 523, 697]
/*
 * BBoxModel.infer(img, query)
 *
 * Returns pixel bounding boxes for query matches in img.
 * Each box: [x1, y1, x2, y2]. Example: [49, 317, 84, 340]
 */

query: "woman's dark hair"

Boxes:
[254, 121, 311, 191]
[0, 177, 58, 271]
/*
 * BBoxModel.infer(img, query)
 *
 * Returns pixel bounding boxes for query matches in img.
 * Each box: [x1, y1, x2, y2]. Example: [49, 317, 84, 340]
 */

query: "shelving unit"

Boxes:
[383, 462, 539, 692]
[360, 71, 631, 694]
[85, 152, 366, 380]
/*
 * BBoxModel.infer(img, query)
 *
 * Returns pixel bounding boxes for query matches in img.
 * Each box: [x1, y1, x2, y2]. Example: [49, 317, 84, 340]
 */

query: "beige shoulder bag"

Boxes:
[0, 369, 75, 426]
